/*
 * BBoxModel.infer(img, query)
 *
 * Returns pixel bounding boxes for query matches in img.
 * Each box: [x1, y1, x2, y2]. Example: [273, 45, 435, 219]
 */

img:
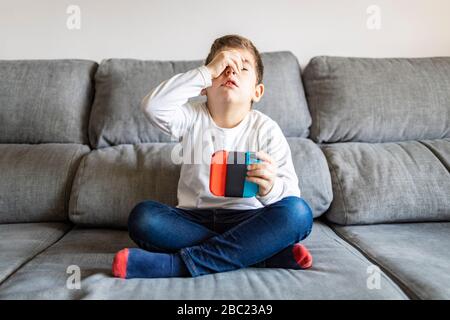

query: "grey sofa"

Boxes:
[0, 53, 448, 300]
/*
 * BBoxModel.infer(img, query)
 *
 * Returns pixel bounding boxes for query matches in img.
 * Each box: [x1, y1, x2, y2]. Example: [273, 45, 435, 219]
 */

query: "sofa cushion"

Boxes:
[303, 56, 450, 143]
[0, 60, 97, 144]
[69, 140, 331, 227]
[0, 222, 407, 299]
[89, 51, 311, 148]
[69, 143, 179, 227]
[0, 223, 71, 285]
[288, 138, 332, 217]
[420, 138, 450, 170]
[0, 144, 90, 223]
[331, 222, 450, 299]
[321, 139, 450, 225]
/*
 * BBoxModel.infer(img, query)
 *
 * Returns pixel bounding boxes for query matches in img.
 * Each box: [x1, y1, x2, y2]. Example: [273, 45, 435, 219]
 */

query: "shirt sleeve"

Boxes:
[256, 120, 301, 206]
[141, 65, 212, 140]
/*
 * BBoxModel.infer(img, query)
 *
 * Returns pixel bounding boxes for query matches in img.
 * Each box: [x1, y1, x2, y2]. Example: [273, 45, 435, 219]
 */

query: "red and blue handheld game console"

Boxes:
[209, 150, 261, 198]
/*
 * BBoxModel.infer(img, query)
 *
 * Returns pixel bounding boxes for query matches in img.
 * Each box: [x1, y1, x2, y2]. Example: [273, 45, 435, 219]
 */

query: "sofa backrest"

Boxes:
[0, 60, 95, 223]
[303, 56, 450, 225]
[0, 143, 90, 223]
[303, 56, 450, 144]
[68, 52, 333, 227]
[88, 51, 312, 149]
[68, 138, 333, 227]
[0, 60, 97, 144]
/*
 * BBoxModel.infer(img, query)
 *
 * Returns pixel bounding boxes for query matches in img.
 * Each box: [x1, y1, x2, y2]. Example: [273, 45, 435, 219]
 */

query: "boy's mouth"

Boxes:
[222, 79, 238, 88]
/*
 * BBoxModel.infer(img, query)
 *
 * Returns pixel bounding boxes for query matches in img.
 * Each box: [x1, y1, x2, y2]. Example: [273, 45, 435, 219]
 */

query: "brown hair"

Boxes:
[205, 34, 264, 85]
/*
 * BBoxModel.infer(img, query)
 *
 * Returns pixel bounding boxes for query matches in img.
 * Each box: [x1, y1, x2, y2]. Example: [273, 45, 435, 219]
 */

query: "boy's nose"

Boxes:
[225, 66, 236, 75]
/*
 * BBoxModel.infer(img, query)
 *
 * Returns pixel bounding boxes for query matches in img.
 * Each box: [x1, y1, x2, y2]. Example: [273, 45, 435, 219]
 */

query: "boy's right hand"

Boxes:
[206, 50, 244, 79]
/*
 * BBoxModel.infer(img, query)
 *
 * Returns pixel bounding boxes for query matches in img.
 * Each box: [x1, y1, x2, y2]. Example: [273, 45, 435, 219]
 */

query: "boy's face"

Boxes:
[205, 47, 264, 109]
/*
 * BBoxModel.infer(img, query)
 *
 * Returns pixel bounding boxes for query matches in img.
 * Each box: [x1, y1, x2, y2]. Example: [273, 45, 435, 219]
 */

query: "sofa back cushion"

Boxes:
[303, 56, 450, 143]
[0, 60, 97, 144]
[322, 139, 450, 225]
[0, 144, 90, 223]
[89, 51, 311, 148]
[69, 144, 180, 227]
[303, 56, 450, 225]
[68, 139, 332, 227]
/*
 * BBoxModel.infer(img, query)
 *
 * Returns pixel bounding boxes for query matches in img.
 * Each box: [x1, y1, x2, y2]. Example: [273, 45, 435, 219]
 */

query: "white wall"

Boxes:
[1, 0, 450, 67]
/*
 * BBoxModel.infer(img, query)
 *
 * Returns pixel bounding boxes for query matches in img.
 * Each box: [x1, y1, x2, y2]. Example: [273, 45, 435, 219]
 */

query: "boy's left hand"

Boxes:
[245, 151, 278, 197]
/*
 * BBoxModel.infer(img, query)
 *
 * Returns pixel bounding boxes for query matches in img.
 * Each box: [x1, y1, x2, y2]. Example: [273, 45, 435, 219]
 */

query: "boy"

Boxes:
[112, 34, 313, 279]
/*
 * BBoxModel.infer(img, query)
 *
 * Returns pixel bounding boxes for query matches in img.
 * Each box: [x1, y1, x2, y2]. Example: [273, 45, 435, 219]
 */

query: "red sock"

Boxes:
[293, 244, 313, 269]
[112, 248, 190, 279]
[112, 248, 129, 278]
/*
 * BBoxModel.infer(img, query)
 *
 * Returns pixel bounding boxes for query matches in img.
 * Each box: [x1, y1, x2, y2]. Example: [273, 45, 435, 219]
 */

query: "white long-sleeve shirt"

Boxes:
[141, 65, 301, 210]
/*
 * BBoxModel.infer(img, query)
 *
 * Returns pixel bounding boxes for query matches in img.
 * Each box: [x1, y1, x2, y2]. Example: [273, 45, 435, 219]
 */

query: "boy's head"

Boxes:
[203, 34, 264, 110]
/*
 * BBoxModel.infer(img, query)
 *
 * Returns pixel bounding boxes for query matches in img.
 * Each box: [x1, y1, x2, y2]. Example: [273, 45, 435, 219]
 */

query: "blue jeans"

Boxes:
[127, 196, 313, 277]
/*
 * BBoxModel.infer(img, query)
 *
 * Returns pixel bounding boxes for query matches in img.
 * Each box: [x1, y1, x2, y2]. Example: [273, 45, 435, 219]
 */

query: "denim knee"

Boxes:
[127, 200, 165, 248]
[278, 196, 313, 242]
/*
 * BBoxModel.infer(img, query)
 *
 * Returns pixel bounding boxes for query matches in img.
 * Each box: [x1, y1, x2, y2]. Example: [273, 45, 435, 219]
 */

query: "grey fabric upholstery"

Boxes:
[0, 144, 91, 223]
[0, 223, 71, 285]
[420, 138, 450, 170]
[0, 222, 407, 300]
[68, 143, 180, 227]
[321, 140, 450, 225]
[0, 60, 97, 145]
[255, 52, 311, 137]
[68, 139, 332, 227]
[1, 55, 449, 300]
[287, 138, 332, 217]
[89, 51, 311, 148]
[303, 56, 450, 143]
[331, 222, 450, 299]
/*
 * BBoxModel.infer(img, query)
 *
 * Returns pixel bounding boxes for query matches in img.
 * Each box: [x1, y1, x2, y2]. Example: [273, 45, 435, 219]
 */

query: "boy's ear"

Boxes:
[252, 83, 264, 103]
[200, 88, 207, 96]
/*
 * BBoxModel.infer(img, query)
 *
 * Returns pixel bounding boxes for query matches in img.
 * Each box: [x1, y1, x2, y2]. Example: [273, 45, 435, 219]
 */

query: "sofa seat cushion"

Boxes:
[321, 139, 450, 225]
[0, 222, 406, 299]
[331, 222, 450, 299]
[0, 144, 90, 223]
[0, 223, 71, 284]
